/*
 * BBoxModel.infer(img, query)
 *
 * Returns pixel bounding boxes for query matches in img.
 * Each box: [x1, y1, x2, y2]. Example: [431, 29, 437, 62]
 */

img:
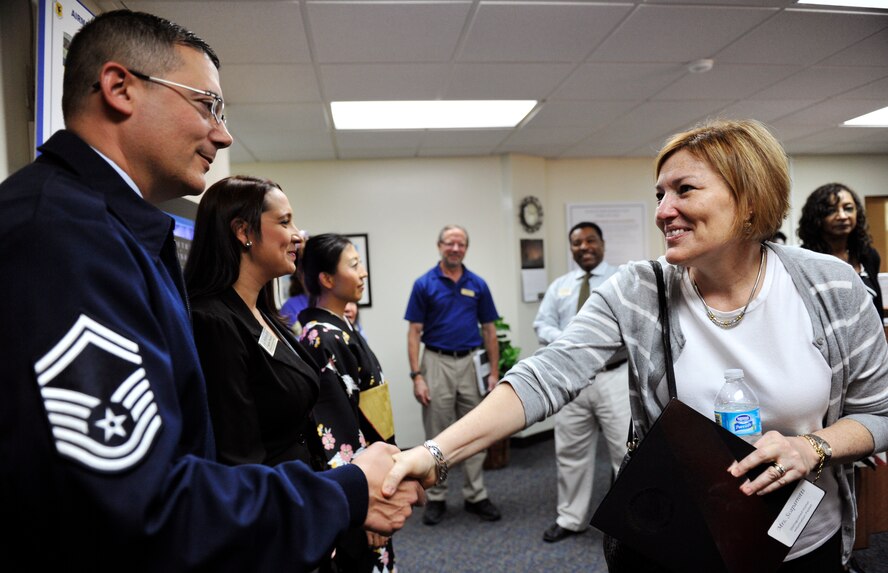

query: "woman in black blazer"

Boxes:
[184, 175, 322, 468]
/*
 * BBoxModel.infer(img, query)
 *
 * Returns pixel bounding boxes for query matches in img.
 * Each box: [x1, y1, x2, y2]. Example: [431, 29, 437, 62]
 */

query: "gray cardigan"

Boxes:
[504, 243, 888, 562]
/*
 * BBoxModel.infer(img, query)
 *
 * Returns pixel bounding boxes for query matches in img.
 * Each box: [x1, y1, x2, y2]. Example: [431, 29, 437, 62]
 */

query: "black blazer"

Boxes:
[191, 288, 322, 467]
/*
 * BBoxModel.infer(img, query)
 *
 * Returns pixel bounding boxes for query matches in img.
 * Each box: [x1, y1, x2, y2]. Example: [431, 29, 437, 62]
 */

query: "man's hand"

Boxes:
[366, 531, 389, 549]
[413, 376, 430, 406]
[352, 442, 425, 535]
[382, 446, 438, 497]
[486, 373, 499, 393]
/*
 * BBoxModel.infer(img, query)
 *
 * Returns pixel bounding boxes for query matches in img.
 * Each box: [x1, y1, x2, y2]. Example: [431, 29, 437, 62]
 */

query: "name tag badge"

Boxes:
[557, 287, 572, 297]
[767, 479, 825, 547]
[258, 327, 278, 357]
[460, 288, 476, 298]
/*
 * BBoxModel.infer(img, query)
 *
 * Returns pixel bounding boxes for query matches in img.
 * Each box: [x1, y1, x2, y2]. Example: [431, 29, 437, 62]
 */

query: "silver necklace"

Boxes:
[691, 246, 765, 329]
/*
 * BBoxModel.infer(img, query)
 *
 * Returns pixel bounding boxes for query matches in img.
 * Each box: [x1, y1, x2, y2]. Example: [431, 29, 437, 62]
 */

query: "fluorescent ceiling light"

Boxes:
[331, 100, 537, 130]
[844, 106, 888, 127]
[797, 0, 888, 8]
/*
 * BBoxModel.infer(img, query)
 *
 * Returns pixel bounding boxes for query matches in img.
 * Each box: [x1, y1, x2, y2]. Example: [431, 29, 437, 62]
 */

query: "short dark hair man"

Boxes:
[533, 222, 631, 543]
[405, 225, 502, 526]
[0, 10, 420, 570]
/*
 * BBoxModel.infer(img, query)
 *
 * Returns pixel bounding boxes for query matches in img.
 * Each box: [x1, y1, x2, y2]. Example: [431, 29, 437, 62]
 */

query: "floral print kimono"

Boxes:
[298, 306, 396, 573]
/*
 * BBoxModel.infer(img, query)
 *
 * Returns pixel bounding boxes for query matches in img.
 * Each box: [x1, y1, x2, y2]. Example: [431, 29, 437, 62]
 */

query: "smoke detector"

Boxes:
[687, 59, 715, 74]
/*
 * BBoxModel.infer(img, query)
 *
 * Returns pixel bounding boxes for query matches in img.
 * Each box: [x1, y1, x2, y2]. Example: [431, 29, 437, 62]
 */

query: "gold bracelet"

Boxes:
[801, 434, 826, 482]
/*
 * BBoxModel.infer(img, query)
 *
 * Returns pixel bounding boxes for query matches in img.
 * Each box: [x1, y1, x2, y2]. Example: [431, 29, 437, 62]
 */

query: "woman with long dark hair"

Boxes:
[798, 183, 883, 318]
[299, 233, 396, 573]
[184, 175, 322, 468]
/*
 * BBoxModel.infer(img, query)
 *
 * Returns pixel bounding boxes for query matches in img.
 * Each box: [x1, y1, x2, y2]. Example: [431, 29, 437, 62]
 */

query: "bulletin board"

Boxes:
[566, 203, 648, 269]
[36, 0, 94, 149]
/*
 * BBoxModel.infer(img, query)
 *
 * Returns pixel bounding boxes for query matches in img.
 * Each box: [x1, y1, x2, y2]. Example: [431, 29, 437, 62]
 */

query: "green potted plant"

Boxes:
[484, 317, 520, 469]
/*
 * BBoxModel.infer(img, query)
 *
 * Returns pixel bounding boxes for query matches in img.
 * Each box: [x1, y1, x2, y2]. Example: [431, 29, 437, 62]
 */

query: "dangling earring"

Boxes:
[743, 220, 752, 234]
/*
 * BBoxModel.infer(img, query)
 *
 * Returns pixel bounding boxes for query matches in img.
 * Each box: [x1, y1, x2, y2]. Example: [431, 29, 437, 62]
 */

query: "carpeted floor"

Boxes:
[392, 434, 888, 573]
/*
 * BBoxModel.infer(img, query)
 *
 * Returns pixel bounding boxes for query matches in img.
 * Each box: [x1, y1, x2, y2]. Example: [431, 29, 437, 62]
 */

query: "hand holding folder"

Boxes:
[591, 399, 823, 573]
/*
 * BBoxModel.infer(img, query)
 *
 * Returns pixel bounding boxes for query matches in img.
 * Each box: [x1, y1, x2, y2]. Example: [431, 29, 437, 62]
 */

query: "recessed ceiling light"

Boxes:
[796, 0, 888, 9]
[331, 100, 538, 130]
[844, 106, 888, 127]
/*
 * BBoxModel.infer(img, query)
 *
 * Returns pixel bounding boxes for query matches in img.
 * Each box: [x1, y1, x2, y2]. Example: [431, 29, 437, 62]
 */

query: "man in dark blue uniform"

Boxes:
[0, 10, 421, 571]
[405, 225, 502, 526]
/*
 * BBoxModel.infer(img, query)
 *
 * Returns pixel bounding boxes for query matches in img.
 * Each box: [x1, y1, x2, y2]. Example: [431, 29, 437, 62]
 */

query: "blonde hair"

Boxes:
[655, 119, 790, 241]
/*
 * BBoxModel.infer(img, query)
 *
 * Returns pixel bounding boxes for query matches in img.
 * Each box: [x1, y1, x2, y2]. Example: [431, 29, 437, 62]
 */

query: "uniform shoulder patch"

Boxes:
[34, 314, 163, 473]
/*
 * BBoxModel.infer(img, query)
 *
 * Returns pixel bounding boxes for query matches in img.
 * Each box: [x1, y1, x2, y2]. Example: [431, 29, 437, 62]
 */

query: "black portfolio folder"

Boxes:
[591, 399, 798, 573]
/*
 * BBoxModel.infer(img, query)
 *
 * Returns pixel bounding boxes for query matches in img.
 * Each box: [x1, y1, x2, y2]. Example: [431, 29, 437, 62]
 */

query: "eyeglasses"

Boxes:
[127, 68, 226, 126]
[440, 241, 467, 249]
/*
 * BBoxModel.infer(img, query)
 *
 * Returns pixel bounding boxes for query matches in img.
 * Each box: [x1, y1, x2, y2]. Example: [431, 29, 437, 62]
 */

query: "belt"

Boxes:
[602, 358, 628, 372]
[425, 345, 476, 358]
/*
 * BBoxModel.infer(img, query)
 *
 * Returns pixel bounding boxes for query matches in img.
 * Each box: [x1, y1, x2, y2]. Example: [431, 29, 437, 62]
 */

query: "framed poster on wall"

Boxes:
[566, 203, 648, 268]
[346, 233, 372, 307]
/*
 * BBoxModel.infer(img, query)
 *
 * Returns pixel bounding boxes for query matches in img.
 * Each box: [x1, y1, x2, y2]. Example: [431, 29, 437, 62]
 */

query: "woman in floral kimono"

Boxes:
[298, 233, 396, 573]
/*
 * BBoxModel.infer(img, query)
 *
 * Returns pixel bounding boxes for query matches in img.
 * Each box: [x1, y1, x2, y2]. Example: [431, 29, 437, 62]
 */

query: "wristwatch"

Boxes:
[409, 370, 422, 380]
[801, 433, 832, 482]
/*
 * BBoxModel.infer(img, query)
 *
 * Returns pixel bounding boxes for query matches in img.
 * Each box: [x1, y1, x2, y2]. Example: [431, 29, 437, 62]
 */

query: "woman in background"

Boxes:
[299, 233, 396, 573]
[184, 175, 322, 469]
[798, 183, 883, 318]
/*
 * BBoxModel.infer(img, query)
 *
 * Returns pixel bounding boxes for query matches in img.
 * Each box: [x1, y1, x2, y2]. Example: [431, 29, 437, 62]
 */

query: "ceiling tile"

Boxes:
[459, 3, 634, 63]
[527, 100, 638, 129]
[819, 28, 888, 67]
[552, 63, 687, 101]
[716, 10, 888, 65]
[307, 1, 472, 63]
[590, 5, 776, 63]
[776, 99, 888, 126]
[420, 129, 511, 149]
[335, 130, 425, 152]
[751, 66, 888, 100]
[321, 63, 450, 100]
[235, 130, 336, 162]
[713, 99, 820, 123]
[227, 103, 330, 132]
[221, 64, 321, 104]
[654, 64, 801, 100]
[128, 1, 310, 64]
[445, 63, 575, 100]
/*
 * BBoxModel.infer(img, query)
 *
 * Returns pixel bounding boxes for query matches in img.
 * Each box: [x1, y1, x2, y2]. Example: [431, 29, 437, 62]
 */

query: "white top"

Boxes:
[668, 249, 839, 558]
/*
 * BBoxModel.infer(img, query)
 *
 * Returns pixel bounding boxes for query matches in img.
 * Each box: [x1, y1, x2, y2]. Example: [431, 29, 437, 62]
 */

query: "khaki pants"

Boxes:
[421, 349, 488, 503]
[554, 362, 631, 531]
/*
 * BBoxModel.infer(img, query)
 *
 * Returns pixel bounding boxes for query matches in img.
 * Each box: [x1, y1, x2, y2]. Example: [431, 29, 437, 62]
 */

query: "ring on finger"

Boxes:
[771, 462, 786, 478]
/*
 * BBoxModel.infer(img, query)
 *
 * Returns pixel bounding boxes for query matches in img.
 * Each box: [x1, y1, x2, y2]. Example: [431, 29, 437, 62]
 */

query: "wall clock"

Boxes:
[519, 195, 544, 233]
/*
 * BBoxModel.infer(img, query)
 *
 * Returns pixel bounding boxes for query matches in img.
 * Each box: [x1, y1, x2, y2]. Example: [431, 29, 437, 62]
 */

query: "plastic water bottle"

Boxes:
[714, 368, 761, 444]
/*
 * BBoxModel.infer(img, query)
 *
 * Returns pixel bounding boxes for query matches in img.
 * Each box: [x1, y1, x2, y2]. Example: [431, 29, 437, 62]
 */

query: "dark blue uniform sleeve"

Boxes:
[0, 169, 367, 570]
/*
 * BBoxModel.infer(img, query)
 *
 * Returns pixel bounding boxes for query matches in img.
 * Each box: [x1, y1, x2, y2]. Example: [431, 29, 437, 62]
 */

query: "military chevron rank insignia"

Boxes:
[34, 314, 163, 472]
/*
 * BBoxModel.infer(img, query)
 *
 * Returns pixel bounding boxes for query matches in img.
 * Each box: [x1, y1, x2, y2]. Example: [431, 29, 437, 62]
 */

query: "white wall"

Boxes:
[235, 152, 888, 447]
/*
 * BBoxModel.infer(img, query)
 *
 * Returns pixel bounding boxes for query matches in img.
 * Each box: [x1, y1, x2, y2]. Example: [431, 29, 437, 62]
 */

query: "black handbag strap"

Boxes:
[626, 261, 677, 451]
[651, 260, 677, 400]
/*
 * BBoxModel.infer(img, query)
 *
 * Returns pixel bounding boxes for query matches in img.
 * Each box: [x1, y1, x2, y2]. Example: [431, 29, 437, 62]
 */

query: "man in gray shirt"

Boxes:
[533, 222, 630, 542]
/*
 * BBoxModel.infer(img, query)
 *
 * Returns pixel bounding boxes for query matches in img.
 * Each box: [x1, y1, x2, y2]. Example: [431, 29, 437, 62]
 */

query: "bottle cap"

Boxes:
[724, 368, 744, 380]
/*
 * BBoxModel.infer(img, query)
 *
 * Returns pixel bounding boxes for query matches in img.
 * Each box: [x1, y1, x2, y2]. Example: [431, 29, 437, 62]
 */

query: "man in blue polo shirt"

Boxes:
[405, 225, 502, 526]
